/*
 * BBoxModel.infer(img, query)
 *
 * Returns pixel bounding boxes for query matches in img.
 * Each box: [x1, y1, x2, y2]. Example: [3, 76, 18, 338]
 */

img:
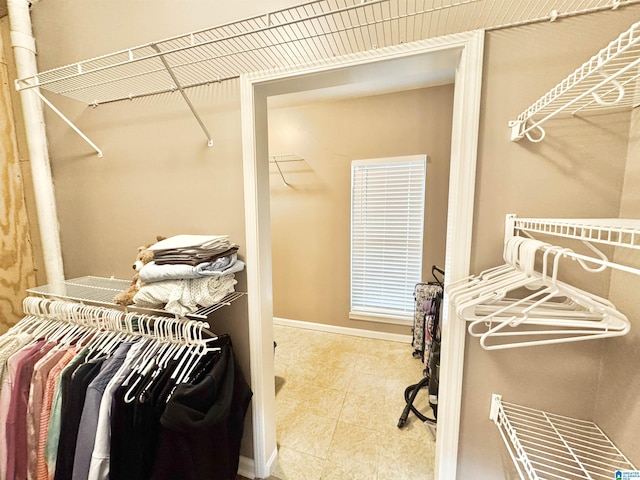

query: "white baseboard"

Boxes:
[273, 317, 412, 344]
[238, 448, 277, 479]
[237, 455, 255, 479]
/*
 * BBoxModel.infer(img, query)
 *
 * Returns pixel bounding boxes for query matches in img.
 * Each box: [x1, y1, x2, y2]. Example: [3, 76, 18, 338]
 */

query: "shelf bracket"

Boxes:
[269, 156, 290, 187]
[33, 89, 103, 157]
[150, 44, 214, 147]
[268, 154, 305, 187]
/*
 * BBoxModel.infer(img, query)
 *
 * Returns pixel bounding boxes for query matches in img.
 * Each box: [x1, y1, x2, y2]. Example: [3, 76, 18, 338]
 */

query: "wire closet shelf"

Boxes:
[510, 18, 640, 142]
[15, 0, 640, 105]
[26, 275, 246, 320]
[510, 217, 640, 251]
[506, 215, 640, 278]
[490, 394, 636, 480]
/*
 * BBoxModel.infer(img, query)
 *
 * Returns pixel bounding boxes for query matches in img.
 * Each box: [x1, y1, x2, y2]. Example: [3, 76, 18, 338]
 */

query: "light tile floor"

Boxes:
[271, 324, 436, 480]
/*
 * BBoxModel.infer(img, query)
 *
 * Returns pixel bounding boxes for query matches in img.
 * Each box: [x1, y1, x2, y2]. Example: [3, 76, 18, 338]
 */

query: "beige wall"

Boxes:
[595, 107, 640, 463]
[458, 7, 640, 478]
[17, 0, 640, 476]
[268, 86, 453, 334]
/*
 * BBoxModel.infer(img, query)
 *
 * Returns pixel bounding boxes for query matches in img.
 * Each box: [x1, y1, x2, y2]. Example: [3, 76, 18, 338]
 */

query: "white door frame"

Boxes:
[241, 29, 484, 479]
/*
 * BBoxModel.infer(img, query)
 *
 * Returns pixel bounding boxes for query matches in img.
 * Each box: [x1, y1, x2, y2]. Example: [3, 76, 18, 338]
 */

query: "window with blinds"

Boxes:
[350, 154, 427, 324]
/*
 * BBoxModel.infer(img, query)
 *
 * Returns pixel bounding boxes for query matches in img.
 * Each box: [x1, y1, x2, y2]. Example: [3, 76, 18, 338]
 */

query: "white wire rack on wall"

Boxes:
[17, 0, 640, 105]
[509, 216, 640, 251]
[14, 0, 640, 152]
[490, 394, 636, 479]
[506, 214, 640, 279]
[26, 275, 246, 320]
[510, 18, 640, 142]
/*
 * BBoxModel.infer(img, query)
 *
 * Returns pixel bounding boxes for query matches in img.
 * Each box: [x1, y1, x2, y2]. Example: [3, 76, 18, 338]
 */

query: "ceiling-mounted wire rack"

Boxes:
[509, 19, 640, 142]
[26, 275, 246, 320]
[490, 394, 636, 479]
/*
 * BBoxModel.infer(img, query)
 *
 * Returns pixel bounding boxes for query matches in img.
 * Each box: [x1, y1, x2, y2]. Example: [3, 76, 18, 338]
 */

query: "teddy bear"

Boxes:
[113, 236, 165, 306]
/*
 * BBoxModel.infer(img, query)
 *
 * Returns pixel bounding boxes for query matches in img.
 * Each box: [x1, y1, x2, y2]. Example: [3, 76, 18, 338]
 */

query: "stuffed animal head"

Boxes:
[133, 246, 155, 271]
[113, 235, 166, 306]
[132, 235, 166, 271]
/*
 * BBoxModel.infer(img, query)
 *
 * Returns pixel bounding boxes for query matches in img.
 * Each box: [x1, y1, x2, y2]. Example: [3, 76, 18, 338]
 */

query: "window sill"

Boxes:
[349, 311, 412, 326]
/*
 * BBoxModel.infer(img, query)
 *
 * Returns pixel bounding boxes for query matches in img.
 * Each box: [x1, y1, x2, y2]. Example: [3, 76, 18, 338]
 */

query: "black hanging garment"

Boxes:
[149, 339, 253, 480]
[399, 266, 443, 428]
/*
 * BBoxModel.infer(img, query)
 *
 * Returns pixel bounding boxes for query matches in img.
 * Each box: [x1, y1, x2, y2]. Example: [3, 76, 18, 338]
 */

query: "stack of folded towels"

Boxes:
[132, 234, 245, 316]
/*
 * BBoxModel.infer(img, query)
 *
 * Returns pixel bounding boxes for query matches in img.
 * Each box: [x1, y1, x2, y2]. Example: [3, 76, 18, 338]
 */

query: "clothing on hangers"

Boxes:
[0, 300, 252, 480]
[149, 338, 252, 480]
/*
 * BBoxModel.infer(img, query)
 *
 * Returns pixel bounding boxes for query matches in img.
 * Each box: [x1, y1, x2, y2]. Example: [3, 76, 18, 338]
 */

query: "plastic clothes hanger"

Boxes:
[450, 238, 549, 312]
[459, 243, 568, 323]
[457, 238, 614, 324]
[446, 236, 542, 305]
[464, 245, 629, 349]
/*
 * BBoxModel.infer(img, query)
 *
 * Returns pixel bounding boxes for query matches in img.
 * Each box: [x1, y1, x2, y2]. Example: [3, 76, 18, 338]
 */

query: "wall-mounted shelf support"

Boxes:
[268, 154, 304, 187]
[510, 19, 640, 142]
[34, 89, 103, 157]
[150, 44, 214, 147]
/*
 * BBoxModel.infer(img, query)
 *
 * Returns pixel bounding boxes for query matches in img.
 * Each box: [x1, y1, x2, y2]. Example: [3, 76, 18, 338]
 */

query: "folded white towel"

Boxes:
[139, 256, 245, 283]
[133, 275, 237, 315]
[148, 234, 229, 251]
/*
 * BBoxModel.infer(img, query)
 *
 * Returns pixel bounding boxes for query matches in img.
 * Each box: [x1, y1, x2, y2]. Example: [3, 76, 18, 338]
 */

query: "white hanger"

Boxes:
[451, 237, 630, 350]
[449, 237, 549, 312]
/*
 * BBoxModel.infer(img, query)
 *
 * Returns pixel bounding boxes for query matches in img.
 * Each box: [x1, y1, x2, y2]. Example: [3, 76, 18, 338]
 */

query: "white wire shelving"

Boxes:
[509, 19, 640, 142]
[510, 217, 640, 251]
[26, 275, 246, 320]
[17, 0, 640, 106]
[490, 394, 636, 479]
[15, 0, 640, 153]
[505, 215, 640, 277]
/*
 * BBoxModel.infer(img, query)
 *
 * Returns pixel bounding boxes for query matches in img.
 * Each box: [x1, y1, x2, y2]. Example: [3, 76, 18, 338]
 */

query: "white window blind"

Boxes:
[350, 155, 427, 323]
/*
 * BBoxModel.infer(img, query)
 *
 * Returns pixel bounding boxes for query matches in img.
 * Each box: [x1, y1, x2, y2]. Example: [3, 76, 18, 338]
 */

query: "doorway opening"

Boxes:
[267, 85, 453, 476]
[241, 30, 484, 479]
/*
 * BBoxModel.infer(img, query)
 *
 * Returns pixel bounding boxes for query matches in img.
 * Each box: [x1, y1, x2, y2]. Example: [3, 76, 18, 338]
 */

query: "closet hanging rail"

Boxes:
[20, 296, 216, 346]
[509, 19, 640, 142]
[490, 394, 636, 480]
[26, 275, 246, 320]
